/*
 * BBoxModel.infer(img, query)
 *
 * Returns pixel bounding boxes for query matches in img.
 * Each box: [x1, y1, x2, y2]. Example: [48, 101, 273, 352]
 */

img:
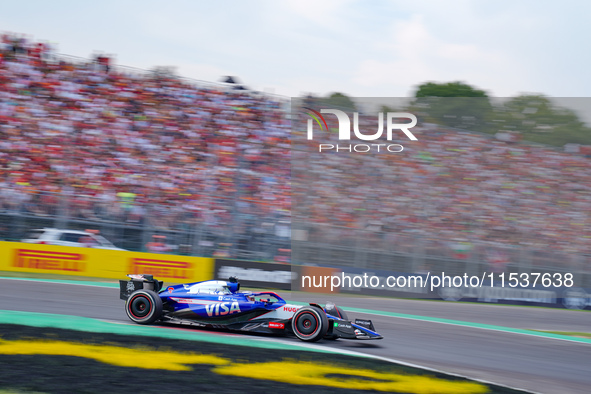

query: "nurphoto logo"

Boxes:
[304, 108, 418, 153]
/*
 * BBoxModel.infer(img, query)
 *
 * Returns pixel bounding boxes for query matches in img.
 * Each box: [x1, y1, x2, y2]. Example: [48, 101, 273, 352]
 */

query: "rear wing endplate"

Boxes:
[119, 274, 163, 300]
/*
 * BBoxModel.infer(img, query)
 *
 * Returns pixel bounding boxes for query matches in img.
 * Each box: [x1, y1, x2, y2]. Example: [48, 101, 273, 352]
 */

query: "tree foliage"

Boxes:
[411, 82, 492, 131]
[415, 82, 488, 98]
[491, 95, 591, 146]
[410, 82, 591, 146]
[322, 92, 357, 111]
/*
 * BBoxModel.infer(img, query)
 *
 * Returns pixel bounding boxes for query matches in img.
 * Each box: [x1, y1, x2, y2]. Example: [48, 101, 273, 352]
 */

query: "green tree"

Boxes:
[491, 95, 591, 146]
[411, 82, 493, 131]
[322, 92, 357, 111]
[415, 82, 488, 98]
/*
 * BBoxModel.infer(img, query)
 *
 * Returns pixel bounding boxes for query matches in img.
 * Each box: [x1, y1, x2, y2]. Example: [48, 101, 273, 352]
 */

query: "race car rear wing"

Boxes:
[119, 274, 163, 300]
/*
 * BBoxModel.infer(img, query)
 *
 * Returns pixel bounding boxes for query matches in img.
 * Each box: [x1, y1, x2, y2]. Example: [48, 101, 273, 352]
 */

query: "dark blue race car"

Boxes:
[120, 274, 382, 342]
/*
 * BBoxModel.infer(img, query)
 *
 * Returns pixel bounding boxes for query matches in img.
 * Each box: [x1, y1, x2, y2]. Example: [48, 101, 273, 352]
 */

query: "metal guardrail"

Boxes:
[0, 190, 290, 261]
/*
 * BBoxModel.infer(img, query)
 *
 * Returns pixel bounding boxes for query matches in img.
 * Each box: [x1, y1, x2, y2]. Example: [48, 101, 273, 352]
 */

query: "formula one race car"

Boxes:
[119, 274, 382, 342]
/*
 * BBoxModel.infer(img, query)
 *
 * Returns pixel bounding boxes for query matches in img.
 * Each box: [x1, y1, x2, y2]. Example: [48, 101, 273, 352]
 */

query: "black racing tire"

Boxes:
[291, 306, 328, 342]
[125, 289, 163, 324]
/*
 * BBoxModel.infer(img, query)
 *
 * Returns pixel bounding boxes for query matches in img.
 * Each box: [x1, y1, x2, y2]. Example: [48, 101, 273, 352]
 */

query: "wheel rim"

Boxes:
[295, 312, 318, 337]
[129, 295, 152, 319]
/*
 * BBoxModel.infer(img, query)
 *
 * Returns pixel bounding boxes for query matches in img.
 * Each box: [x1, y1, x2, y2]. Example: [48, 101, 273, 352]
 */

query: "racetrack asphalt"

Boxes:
[0, 278, 589, 394]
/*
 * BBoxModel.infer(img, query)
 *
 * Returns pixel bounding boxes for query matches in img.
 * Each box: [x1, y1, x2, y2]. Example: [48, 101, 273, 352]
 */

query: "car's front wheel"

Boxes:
[125, 289, 163, 324]
[291, 306, 328, 342]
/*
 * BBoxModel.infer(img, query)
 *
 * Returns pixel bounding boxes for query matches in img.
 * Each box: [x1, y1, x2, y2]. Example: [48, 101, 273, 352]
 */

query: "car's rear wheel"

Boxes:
[291, 306, 328, 342]
[125, 289, 163, 324]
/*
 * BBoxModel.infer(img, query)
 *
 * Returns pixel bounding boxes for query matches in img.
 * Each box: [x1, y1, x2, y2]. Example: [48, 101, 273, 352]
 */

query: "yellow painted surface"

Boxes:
[0, 339, 488, 393]
[0, 241, 213, 282]
[214, 361, 488, 393]
[0, 339, 228, 371]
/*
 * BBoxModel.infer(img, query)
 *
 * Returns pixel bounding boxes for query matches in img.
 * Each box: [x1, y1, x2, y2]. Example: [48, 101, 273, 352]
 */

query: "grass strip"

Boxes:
[532, 330, 591, 339]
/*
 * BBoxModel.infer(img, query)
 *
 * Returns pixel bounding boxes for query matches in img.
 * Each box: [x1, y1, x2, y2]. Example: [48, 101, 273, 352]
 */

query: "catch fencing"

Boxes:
[1, 190, 589, 288]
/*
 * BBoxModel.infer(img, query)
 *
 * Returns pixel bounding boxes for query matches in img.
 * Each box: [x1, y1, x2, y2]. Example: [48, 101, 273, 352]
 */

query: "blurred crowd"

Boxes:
[0, 33, 291, 234]
[292, 117, 591, 256]
[1, 33, 590, 258]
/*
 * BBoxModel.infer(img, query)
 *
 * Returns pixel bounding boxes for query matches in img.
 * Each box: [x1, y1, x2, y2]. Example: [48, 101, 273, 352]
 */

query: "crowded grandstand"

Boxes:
[1, 33, 590, 272]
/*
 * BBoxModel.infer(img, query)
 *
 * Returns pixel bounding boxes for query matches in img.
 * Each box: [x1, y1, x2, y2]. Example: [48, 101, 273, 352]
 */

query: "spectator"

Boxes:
[145, 235, 170, 254]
